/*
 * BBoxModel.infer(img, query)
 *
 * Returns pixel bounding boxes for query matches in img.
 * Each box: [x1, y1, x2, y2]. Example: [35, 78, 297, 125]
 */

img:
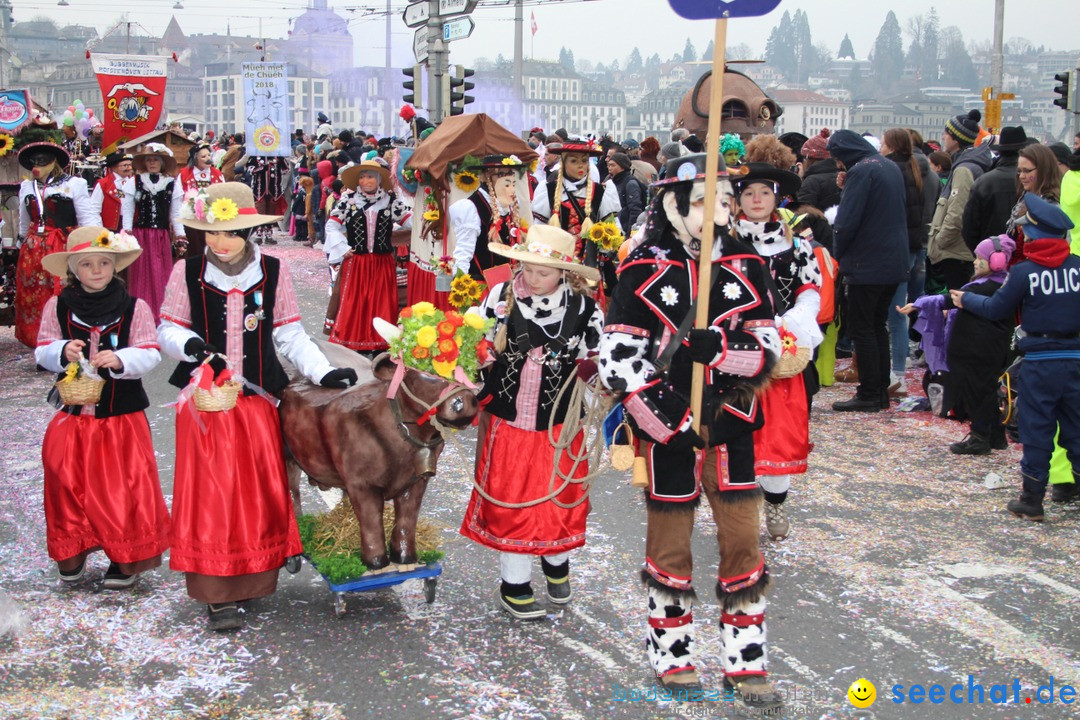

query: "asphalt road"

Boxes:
[1, 238, 1078, 720]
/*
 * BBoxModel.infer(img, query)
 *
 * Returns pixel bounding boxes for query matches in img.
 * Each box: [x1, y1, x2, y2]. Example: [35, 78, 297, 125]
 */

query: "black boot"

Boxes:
[1050, 483, 1079, 504]
[949, 431, 991, 455]
[1006, 493, 1045, 522]
[832, 394, 881, 412]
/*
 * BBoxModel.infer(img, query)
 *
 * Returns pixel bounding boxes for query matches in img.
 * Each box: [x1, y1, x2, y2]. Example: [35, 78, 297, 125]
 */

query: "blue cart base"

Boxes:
[303, 557, 443, 616]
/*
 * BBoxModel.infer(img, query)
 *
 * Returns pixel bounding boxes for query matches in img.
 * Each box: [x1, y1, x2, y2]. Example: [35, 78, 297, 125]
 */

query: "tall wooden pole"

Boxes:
[689, 14, 728, 433]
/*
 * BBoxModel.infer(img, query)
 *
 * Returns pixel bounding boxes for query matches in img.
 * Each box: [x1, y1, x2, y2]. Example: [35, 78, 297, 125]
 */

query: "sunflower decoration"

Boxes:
[0, 133, 15, 158]
[448, 271, 486, 310]
[453, 169, 480, 194]
[423, 208, 440, 222]
[93, 230, 112, 248]
[586, 219, 625, 253]
[210, 197, 240, 222]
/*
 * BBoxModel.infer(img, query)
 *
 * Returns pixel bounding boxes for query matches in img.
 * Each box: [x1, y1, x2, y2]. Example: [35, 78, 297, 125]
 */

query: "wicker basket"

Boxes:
[609, 421, 636, 472]
[55, 374, 105, 406]
[192, 380, 242, 412]
[771, 347, 812, 380]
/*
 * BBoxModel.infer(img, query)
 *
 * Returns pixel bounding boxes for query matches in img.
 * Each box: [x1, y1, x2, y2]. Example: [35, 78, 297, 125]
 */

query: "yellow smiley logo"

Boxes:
[848, 678, 877, 708]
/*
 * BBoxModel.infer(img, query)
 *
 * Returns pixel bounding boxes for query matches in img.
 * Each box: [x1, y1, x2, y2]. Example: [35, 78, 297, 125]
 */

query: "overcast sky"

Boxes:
[12, 0, 1080, 70]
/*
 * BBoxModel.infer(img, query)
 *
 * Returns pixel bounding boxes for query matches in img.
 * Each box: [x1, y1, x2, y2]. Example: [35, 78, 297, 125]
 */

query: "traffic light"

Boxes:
[1053, 70, 1073, 111]
[447, 65, 475, 116]
[402, 65, 423, 108]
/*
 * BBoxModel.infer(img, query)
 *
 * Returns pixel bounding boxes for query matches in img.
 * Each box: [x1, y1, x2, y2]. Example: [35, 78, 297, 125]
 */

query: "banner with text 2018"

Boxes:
[242, 62, 291, 157]
[90, 53, 168, 149]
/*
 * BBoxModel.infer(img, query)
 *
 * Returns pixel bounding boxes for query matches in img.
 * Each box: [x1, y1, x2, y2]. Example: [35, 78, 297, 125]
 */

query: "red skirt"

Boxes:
[329, 252, 398, 351]
[170, 395, 302, 576]
[42, 411, 170, 563]
[753, 372, 811, 476]
[15, 228, 66, 347]
[460, 415, 590, 554]
[128, 227, 174, 322]
[406, 262, 451, 311]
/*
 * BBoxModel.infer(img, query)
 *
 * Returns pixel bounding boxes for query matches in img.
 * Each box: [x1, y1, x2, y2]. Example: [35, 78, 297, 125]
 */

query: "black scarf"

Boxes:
[60, 277, 129, 326]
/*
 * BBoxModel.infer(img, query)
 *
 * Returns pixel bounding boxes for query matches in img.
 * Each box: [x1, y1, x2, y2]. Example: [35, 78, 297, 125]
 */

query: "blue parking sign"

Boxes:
[667, 0, 782, 20]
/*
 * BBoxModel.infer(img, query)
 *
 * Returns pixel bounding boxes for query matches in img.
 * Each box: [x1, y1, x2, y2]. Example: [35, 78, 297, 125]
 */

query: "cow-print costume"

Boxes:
[597, 162, 782, 695]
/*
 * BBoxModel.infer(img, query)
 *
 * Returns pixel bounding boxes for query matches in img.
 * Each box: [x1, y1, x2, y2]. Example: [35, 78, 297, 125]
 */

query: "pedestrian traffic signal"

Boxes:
[402, 65, 423, 108]
[1053, 70, 1073, 111]
[447, 65, 475, 116]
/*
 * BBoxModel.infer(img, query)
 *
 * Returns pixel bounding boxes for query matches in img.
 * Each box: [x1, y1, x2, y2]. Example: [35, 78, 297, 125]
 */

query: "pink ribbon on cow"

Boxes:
[385, 353, 408, 400]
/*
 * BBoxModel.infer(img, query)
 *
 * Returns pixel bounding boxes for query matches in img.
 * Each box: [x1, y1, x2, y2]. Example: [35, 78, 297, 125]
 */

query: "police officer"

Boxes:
[951, 193, 1080, 521]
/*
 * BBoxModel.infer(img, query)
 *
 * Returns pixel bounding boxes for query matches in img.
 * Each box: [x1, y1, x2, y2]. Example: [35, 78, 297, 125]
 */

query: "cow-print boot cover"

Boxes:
[647, 585, 695, 679]
[720, 597, 768, 679]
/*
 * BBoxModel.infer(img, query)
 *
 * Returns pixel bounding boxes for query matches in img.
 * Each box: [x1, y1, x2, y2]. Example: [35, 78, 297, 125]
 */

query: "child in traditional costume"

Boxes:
[36, 226, 170, 589]
[158, 182, 359, 631]
[459, 225, 604, 620]
[733, 163, 823, 541]
[125, 143, 185, 321]
[323, 160, 411, 352]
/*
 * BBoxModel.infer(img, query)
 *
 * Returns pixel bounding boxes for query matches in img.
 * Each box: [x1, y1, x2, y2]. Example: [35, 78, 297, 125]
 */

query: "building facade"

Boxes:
[770, 89, 849, 137]
[203, 62, 327, 137]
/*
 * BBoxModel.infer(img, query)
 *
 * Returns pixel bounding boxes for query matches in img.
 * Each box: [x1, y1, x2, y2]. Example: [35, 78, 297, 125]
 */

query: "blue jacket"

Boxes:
[962, 252, 1080, 356]
[827, 130, 910, 285]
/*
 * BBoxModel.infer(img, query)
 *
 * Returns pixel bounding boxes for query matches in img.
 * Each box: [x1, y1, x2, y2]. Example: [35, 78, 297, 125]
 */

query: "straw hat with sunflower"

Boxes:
[41, 226, 142, 277]
[179, 182, 282, 232]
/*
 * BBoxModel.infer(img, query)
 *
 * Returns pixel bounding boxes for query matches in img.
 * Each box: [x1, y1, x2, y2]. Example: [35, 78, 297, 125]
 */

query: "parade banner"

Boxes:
[0, 89, 33, 134]
[242, 62, 291, 157]
[90, 53, 169, 149]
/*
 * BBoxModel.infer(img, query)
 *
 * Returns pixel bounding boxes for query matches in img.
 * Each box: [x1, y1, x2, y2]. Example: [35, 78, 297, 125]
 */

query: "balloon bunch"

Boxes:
[61, 99, 102, 139]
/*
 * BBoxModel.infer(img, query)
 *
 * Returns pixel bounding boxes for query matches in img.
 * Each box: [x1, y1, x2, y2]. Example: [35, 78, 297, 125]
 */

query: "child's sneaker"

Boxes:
[58, 559, 86, 583]
[102, 562, 137, 590]
[498, 589, 546, 620]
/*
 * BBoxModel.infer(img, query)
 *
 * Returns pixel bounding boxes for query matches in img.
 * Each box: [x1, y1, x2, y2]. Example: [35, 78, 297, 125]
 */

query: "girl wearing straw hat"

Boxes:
[323, 159, 411, 353]
[126, 143, 185, 321]
[36, 226, 170, 590]
[14, 135, 95, 347]
[159, 182, 358, 631]
[458, 224, 604, 620]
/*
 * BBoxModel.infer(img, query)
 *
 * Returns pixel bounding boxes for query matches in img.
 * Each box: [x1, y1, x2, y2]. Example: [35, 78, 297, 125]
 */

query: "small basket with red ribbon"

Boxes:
[189, 355, 242, 412]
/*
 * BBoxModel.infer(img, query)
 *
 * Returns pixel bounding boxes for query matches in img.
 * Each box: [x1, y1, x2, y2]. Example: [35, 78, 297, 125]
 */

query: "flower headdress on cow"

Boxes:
[373, 303, 494, 385]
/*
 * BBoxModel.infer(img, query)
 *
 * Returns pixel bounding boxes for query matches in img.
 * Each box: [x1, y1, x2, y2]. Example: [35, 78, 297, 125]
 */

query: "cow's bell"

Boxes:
[414, 446, 438, 479]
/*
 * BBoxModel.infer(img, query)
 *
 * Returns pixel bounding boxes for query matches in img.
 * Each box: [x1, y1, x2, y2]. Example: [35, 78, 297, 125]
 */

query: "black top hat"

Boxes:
[777, 132, 809, 159]
[652, 152, 743, 188]
[104, 151, 132, 167]
[989, 126, 1029, 152]
[546, 140, 604, 157]
[732, 162, 802, 202]
[17, 142, 70, 171]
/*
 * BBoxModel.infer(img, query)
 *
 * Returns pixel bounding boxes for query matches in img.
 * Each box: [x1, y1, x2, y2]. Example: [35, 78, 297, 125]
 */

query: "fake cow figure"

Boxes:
[279, 339, 478, 572]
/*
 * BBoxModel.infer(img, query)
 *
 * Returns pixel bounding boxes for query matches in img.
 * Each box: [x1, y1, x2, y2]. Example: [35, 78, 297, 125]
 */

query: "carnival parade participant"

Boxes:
[36, 226, 170, 589]
[15, 136, 95, 347]
[598, 153, 783, 709]
[448, 155, 529, 281]
[158, 182, 358, 631]
[531, 140, 621, 289]
[951, 194, 1080, 523]
[89, 152, 134, 233]
[243, 155, 290, 245]
[177, 144, 225, 259]
[459, 224, 604, 620]
[125, 143, 185, 321]
[323, 160, 411, 353]
[733, 163, 823, 541]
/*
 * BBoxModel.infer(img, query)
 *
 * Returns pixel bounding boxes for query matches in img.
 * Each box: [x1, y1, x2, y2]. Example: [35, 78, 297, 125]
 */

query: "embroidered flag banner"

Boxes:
[90, 53, 168, 149]
[242, 62, 291, 157]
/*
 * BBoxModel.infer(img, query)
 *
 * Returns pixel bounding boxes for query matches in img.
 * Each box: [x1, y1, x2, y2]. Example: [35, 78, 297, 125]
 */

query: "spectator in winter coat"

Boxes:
[606, 153, 646, 231]
[962, 126, 1028, 253]
[827, 130, 909, 412]
[797, 129, 841, 214]
[928, 110, 993, 291]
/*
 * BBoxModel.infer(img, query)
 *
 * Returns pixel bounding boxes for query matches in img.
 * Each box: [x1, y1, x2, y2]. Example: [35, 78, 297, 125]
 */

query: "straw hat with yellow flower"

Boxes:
[41, 225, 142, 277]
[179, 182, 282, 232]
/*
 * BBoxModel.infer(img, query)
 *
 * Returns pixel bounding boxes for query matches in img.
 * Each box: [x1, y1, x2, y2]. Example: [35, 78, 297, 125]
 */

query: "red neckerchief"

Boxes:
[1023, 238, 1070, 268]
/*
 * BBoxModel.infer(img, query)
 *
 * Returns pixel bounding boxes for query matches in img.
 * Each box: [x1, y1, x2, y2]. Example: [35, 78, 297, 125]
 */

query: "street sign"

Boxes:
[413, 27, 429, 63]
[442, 16, 475, 42]
[667, 0, 782, 20]
[439, 0, 478, 18]
[402, 1, 429, 28]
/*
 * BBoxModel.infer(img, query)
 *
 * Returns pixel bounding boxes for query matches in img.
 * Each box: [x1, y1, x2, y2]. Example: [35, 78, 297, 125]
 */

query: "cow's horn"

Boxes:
[373, 317, 402, 343]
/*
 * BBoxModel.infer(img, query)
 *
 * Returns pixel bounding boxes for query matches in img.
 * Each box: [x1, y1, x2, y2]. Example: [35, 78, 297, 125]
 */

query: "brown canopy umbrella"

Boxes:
[406, 114, 537, 180]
